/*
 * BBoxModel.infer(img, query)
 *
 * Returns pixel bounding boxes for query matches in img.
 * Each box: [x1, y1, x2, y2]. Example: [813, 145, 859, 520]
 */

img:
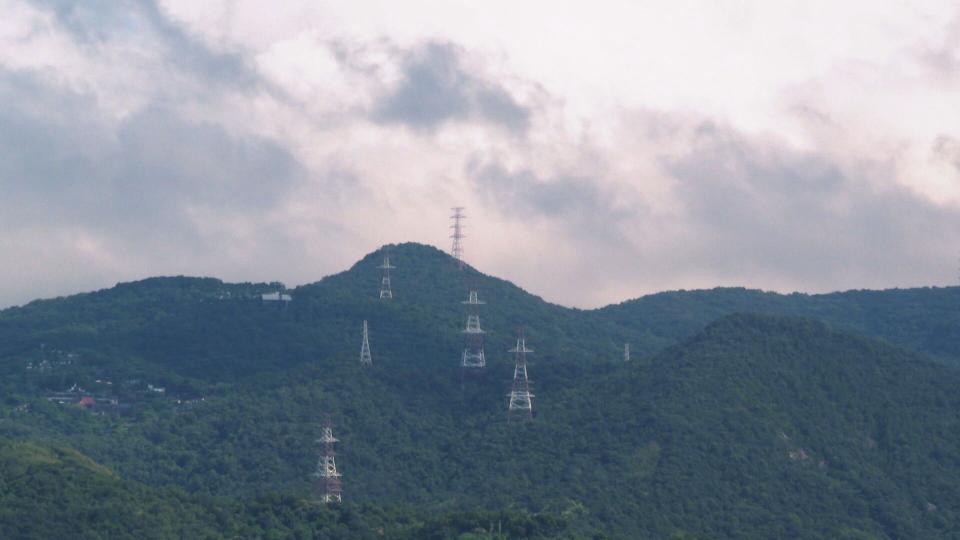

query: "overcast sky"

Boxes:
[2, 0, 960, 308]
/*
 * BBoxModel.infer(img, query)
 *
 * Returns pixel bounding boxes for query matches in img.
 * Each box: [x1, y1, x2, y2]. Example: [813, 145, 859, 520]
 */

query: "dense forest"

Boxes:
[0, 440, 573, 539]
[1, 242, 959, 538]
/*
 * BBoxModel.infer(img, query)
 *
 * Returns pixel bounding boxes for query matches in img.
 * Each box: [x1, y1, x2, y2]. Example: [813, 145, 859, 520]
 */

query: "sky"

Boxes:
[1, 0, 960, 308]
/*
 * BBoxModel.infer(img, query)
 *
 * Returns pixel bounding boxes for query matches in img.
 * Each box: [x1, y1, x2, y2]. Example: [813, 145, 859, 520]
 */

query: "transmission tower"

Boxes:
[461, 289, 486, 369]
[312, 419, 342, 503]
[507, 329, 534, 421]
[378, 252, 396, 299]
[450, 207, 465, 270]
[360, 320, 372, 366]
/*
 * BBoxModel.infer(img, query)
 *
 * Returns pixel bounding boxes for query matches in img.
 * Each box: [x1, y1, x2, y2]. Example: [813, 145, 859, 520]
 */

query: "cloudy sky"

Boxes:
[2, 0, 960, 308]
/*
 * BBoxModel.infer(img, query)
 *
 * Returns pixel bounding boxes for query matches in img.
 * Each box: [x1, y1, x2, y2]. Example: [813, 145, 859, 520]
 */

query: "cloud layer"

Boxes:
[1, 0, 959, 308]
[372, 42, 530, 132]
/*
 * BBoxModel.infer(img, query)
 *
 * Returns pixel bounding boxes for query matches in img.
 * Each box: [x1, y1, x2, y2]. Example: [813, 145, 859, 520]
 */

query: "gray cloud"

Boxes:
[0, 65, 315, 306]
[468, 159, 632, 232]
[663, 121, 960, 287]
[933, 135, 960, 170]
[468, 115, 960, 303]
[915, 10, 960, 82]
[4, 2, 960, 312]
[0, 71, 300, 241]
[28, 0, 259, 91]
[465, 157, 646, 294]
[0, 2, 372, 308]
[371, 42, 530, 132]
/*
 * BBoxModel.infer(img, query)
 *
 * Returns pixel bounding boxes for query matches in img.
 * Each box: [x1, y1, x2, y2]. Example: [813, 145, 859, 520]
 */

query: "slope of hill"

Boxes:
[0, 440, 223, 539]
[5, 313, 959, 537]
[597, 284, 960, 365]
[0, 243, 622, 390]
[572, 314, 960, 537]
[2, 243, 960, 538]
[3, 242, 960, 390]
[0, 440, 577, 540]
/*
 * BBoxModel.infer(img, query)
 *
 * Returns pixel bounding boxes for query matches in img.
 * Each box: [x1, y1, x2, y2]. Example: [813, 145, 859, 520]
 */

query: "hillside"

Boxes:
[0, 441, 573, 540]
[573, 314, 960, 537]
[598, 285, 960, 365]
[1, 243, 960, 538]
[0, 244, 620, 389]
[3, 243, 960, 390]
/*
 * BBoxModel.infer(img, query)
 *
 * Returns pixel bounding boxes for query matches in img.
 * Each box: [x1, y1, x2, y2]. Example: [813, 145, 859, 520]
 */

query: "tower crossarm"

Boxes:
[463, 314, 485, 334]
[313, 421, 344, 503]
[462, 290, 485, 305]
[378, 255, 395, 299]
[317, 427, 338, 444]
[450, 207, 466, 269]
[508, 341, 534, 354]
[507, 329, 535, 420]
[360, 320, 373, 366]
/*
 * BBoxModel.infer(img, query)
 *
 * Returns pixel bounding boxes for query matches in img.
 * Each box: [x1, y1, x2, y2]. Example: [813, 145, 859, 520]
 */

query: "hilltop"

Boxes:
[1, 242, 960, 538]
[3, 242, 960, 385]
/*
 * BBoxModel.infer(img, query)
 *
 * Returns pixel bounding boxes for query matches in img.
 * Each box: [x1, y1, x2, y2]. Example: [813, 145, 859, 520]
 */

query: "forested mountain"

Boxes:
[1, 242, 959, 538]
[598, 284, 960, 365]
[0, 440, 570, 539]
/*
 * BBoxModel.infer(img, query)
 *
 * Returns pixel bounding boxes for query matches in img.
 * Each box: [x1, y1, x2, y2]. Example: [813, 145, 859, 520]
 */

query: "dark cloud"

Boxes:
[0, 69, 304, 254]
[664, 121, 960, 285]
[0, 2, 358, 308]
[5, 2, 958, 310]
[372, 42, 530, 132]
[915, 10, 960, 82]
[3, 1, 302, 262]
[933, 135, 960, 170]
[469, 160, 620, 220]
[469, 115, 960, 299]
[28, 0, 258, 90]
[466, 158, 640, 279]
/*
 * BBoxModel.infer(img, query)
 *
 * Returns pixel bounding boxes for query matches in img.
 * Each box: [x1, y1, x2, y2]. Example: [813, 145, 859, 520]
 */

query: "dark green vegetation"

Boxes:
[1, 242, 960, 538]
[0, 440, 569, 539]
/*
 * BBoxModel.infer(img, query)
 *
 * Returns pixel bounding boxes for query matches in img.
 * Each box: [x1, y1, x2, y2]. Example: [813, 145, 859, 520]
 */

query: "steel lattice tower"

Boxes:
[450, 207, 465, 270]
[360, 320, 372, 366]
[507, 329, 534, 421]
[461, 289, 486, 368]
[312, 420, 342, 503]
[378, 252, 396, 299]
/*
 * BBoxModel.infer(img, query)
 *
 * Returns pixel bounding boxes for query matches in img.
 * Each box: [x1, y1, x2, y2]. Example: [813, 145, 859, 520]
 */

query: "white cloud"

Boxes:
[0, 0, 959, 308]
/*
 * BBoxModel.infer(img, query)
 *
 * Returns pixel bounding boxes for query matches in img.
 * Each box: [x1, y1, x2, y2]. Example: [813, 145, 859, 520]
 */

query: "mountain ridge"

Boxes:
[2, 243, 960, 537]
[9, 241, 955, 313]
[4, 242, 960, 374]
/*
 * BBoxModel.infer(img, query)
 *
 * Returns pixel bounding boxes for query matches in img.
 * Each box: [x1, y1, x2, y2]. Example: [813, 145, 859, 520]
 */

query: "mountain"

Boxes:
[597, 284, 960, 365]
[0, 439, 221, 539]
[567, 314, 960, 538]
[1, 242, 960, 538]
[4, 243, 960, 388]
[0, 440, 572, 540]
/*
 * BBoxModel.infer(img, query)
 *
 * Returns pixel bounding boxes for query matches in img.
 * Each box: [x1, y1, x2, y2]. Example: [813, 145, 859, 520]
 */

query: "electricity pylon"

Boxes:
[360, 320, 372, 366]
[312, 420, 342, 503]
[450, 207, 465, 270]
[378, 253, 395, 299]
[461, 289, 486, 369]
[507, 329, 534, 421]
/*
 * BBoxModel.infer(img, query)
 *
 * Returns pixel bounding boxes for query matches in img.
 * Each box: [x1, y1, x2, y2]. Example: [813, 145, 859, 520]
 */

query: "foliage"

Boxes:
[1, 243, 960, 538]
[0, 440, 578, 539]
